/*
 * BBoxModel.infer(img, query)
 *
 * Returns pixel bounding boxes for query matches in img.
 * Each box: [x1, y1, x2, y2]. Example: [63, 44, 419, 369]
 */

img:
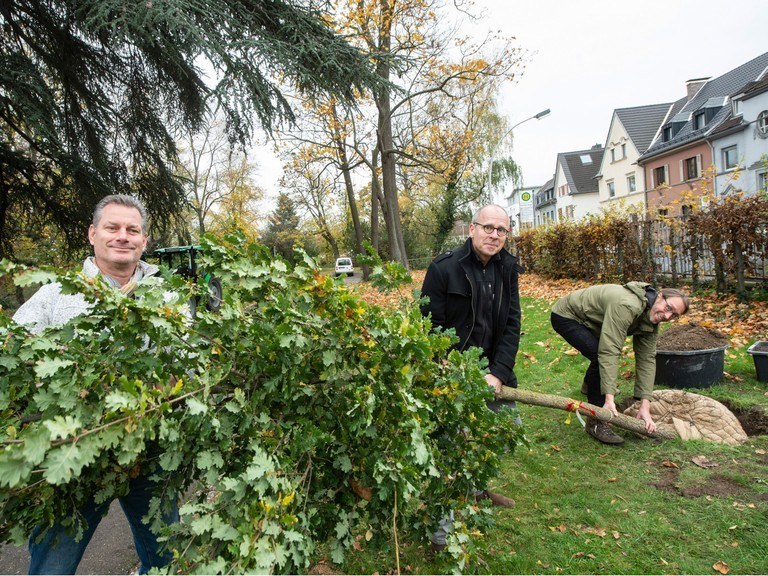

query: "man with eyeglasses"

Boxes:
[550, 283, 689, 445]
[420, 204, 523, 520]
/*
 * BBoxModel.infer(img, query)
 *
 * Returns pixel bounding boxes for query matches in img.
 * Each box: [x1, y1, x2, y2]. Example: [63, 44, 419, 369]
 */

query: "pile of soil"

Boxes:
[657, 322, 729, 352]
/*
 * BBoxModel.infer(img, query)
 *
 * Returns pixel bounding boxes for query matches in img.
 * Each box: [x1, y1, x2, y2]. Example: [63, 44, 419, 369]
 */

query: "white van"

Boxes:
[334, 257, 354, 277]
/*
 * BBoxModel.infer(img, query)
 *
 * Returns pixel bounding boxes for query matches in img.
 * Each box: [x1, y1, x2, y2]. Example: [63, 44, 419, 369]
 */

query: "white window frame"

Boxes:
[758, 110, 768, 137]
[759, 171, 768, 192]
[627, 174, 636, 193]
[607, 180, 615, 197]
[653, 165, 668, 187]
[722, 145, 738, 170]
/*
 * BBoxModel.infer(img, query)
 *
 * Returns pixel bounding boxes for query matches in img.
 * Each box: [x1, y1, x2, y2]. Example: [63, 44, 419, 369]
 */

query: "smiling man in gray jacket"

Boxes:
[551, 282, 689, 445]
[13, 194, 179, 575]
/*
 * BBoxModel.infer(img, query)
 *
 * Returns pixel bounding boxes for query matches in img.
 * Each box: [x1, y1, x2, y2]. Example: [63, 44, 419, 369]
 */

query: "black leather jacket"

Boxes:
[420, 238, 523, 387]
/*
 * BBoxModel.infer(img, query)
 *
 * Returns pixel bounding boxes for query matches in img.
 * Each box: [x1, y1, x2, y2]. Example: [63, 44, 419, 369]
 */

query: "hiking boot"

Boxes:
[476, 489, 515, 508]
[580, 380, 588, 395]
[585, 417, 624, 445]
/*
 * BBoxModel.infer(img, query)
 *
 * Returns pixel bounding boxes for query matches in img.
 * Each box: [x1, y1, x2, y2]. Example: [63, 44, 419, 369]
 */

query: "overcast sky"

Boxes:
[474, 0, 768, 187]
[254, 0, 768, 202]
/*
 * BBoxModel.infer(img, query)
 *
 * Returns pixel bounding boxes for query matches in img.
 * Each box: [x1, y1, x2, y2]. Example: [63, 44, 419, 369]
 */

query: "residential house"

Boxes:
[638, 51, 768, 216]
[534, 178, 555, 227]
[506, 185, 539, 230]
[707, 75, 768, 196]
[595, 102, 685, 213]
[553, 145, 604, 221]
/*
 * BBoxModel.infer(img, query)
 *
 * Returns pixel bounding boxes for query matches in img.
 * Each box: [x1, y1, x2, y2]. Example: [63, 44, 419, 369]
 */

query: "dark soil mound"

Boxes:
[657, 322, 729, 352]
[752, 341, 768, 353]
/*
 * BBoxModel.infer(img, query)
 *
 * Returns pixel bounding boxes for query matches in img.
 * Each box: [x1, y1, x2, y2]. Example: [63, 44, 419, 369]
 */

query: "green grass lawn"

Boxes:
[335, 295, 768, 575]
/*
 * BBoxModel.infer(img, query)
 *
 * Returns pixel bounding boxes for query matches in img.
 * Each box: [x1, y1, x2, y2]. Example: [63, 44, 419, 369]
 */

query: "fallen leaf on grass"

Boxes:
[662, 460, 679, 468]
[523, 352, 539, 363]
[565, 348, 579, 356]
[756, 449, 766, 455]
[713, 560, 730, 574]
[692, 455, 718, 468]
[551, 444, 561, 452]
[583, 526, 607, 537]
[660, 558, 668, 565]
[612, 531, 620, 539]
[608, 477, 618, 482]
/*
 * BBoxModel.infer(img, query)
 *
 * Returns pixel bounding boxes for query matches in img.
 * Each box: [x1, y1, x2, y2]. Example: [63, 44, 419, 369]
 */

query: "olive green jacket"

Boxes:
[552, 282, 658, 400]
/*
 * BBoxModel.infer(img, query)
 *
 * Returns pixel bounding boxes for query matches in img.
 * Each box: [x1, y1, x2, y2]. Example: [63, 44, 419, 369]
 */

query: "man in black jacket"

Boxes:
[420, 204, 522, 520]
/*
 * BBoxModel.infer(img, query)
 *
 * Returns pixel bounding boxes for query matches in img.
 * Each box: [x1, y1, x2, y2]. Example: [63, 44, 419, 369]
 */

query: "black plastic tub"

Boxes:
[654, 346, 728, 389]
[747, 341, 768, 383]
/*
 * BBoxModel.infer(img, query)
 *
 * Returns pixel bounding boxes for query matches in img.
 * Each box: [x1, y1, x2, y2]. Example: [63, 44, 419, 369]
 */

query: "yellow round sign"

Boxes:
[521, 191, 532, 201]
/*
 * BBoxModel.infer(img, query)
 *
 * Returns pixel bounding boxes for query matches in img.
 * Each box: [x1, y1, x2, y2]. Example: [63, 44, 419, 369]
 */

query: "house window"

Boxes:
[566, 205, 575, 219]
[693, 111, 706, 130]
[681, 204, 694, 217]
[610, 148, 616, 162]
[722, 145, 738, 170]
[658, 208, 669, 217]
[684, 156, 699, 180]
[663, 126, 673, 141]
[621, 143, 626, 158]
[654, 165, 667, 186]
[758, 110, 768, 136]
[607, 180, 615, 197]
[759, 171, 768, 192]
[627, 174, 636, 193]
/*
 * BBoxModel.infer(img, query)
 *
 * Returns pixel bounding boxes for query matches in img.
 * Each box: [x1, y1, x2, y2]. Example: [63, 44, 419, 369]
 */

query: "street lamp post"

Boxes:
[486, 108, 551, 203]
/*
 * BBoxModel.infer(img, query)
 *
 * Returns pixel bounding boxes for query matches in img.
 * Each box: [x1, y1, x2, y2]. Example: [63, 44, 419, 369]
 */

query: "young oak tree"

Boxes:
[0, 237, 520, 573]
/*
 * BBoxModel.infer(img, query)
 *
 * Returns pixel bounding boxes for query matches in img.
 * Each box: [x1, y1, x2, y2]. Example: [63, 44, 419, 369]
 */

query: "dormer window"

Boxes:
[662, 126, 673, 141]
[693, 111, 706, 130]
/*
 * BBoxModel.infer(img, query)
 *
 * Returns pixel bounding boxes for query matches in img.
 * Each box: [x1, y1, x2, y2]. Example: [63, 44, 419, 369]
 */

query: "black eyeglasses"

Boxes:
[473, 222, 509, 237]
[661, 294, 680, 320]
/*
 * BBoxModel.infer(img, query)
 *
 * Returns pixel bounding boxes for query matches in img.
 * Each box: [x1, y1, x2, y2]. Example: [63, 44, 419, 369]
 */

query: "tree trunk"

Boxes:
[374, 0, 408, 269]
[371, 147, 383, 266]
[497, 386, 678, 440]
[733, 237, 748, 302]
[338, 142, 370, 278]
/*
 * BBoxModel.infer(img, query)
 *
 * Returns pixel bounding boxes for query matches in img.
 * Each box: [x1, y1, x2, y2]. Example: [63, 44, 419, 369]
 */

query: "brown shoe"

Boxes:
[585, 417, 624, 445]
[476, 489, 515, 508]
[580, 381, 588, 395]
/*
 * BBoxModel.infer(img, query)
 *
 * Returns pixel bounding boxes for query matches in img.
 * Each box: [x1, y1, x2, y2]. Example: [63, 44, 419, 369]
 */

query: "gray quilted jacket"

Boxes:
[13, 257, 159, 335]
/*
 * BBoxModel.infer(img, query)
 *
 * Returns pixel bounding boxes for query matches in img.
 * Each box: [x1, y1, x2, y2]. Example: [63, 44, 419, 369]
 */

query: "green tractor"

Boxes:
[151, 245, 222, 316]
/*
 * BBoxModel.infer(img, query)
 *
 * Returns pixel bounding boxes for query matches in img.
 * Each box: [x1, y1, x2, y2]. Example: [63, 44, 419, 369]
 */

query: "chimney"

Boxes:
[686, 77, 710, 101]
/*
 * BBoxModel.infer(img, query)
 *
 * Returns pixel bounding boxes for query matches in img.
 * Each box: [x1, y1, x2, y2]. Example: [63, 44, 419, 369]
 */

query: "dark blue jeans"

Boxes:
[28, 472, 179, 575]
[550, 312, 604, 407]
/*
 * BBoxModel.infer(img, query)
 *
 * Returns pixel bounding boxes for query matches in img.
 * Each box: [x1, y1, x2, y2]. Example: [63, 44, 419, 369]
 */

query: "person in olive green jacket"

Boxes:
[551, 282, 689, 445]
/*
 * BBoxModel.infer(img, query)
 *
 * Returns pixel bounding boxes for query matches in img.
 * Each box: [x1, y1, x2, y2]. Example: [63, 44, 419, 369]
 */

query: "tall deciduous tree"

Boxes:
[176, 117, 263, 240]
[333, 0, 522, 267]
[0, 0, 380, 258]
